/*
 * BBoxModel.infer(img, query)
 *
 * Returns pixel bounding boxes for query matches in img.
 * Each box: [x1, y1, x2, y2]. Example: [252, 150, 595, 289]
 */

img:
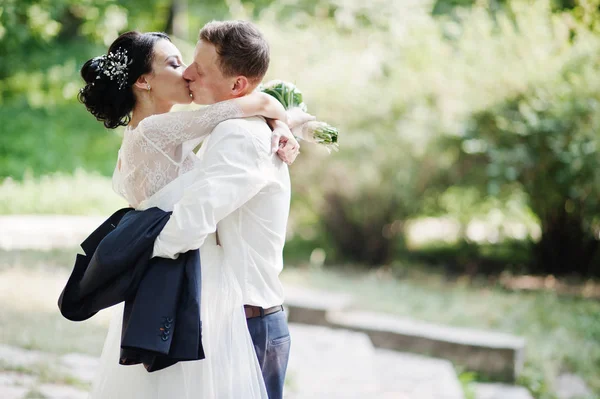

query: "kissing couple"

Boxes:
[62, 19, 319, 399]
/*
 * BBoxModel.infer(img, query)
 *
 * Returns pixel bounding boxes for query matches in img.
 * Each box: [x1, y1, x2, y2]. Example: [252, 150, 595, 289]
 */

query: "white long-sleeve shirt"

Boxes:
[152, 117, 290, 308]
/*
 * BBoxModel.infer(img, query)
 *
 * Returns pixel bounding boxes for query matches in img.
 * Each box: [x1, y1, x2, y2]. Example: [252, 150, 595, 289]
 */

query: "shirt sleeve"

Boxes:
[152, 122, 269, 258]
[138, 101, 243, 152]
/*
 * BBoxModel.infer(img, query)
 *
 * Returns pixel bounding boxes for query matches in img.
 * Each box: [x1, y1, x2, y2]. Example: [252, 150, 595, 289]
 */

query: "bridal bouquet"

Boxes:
[259, 80, 339, 152]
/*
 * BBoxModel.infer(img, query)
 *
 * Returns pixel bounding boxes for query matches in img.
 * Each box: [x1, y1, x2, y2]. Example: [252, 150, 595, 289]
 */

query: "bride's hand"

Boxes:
[270, 120, 300, 165]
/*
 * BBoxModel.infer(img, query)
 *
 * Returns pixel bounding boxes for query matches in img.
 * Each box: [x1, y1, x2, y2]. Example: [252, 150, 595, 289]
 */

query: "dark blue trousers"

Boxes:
[246, 309, 291, 399]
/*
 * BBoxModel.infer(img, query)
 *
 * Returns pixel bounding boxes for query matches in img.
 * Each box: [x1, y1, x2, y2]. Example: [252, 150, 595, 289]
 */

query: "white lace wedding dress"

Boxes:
[89, 102, 268, 398]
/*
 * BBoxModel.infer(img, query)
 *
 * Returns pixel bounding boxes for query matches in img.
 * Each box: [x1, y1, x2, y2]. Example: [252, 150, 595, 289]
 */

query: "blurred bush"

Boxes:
[0, 170, 125, 215]
[0, 102, 121, 178]
[455, 51, 600, 276]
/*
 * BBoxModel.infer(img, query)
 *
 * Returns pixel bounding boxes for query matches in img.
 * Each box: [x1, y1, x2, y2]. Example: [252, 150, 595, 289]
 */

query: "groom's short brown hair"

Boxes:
[199, 20, 270, 83]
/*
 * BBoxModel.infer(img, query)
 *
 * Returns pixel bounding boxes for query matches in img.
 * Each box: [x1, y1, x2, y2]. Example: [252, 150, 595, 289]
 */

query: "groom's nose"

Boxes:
[182, 65, 194, 81]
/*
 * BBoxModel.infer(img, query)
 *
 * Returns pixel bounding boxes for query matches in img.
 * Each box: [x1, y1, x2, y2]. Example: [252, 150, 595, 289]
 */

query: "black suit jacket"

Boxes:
[58, 207, 205, 372]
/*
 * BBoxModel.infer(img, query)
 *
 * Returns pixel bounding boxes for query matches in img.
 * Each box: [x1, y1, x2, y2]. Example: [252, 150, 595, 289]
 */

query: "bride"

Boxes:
[78, 31, 306, 398]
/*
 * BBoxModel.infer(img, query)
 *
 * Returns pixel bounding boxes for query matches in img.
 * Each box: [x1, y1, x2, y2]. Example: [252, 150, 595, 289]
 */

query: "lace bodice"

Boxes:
[112, 101, 242, 208]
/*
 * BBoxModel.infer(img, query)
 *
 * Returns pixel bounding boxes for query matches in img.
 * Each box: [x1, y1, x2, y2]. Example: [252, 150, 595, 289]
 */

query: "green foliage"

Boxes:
[408, 239, 532, 275]
[0, 0, 129, 79]
[455, 48, 600, 275]
[518, 365, 556, 399]
[263, 0, 600, 275]
[258, 0, 600, 269]
[0, 101, 121, 179]
[310, 153, 432, 266]
[457, 370, 478, 399]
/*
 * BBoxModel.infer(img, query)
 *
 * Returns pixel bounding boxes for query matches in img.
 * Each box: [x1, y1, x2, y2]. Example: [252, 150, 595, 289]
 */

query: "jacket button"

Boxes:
[161, 335, 169, 341]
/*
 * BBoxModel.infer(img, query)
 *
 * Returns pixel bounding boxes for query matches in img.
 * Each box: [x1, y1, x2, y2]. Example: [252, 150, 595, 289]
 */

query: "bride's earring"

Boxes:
[147, 84, 151, 92]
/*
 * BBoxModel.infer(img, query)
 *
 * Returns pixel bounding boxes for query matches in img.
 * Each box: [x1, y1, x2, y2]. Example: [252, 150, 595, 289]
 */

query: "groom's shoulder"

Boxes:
[212, 117, 271, 151]
[215, 116, 270, 134]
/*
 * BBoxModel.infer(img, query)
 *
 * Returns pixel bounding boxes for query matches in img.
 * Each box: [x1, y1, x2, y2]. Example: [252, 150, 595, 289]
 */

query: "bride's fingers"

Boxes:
[278, 144, 300, 165]
[277, 148, 291, 164]
[271, 132, 282, 154]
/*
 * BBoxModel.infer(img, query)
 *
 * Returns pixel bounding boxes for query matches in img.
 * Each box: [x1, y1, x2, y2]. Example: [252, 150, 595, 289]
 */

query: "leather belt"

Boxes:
[244, 305, 283, 319]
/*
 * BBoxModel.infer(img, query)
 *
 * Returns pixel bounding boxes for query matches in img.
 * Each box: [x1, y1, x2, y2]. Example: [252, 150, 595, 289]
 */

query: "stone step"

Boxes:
[284, 285, 354, 326]
[474, 383, 534, 399]
[328, 311, 525, 383]
[284, 285, 525, 383]
[286, 323, 464, 399]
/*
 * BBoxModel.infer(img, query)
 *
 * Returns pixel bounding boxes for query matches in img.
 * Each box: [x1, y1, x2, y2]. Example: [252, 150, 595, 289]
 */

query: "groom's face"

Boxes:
[183, 40, 233, 105]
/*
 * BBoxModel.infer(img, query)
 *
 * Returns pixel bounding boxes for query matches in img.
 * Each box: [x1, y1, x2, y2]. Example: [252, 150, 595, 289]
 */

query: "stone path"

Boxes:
[0, 215, 105, 250]
[0, 323, 465, 399]
[0, 345, 92, 399]
[473, 383, 535, 399]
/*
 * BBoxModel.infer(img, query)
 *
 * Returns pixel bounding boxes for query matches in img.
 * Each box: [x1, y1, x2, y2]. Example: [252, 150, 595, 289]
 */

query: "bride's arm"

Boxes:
[236, 92, 287, 122]
[139, 92, 287, 150]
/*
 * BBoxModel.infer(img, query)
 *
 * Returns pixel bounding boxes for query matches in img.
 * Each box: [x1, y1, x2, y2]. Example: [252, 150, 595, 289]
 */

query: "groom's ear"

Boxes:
[231, 76, 250, 96]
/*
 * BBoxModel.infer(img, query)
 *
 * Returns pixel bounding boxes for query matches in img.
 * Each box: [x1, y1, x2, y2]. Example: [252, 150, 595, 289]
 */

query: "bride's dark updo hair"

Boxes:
[78, 31, 170, 129]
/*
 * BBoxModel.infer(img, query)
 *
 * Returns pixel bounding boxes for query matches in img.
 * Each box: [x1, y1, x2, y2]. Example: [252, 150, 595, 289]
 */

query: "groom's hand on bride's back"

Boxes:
[270, 120, 300, 165]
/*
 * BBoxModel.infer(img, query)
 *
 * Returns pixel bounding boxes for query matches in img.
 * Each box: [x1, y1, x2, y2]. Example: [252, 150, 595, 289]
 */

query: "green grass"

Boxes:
[280, 264, 600, 399]
[0, 248, 109, 356]
[457, 370, 478, 399]
[24, 389, 48, 399]
[0, 307, 108, 357]
[0, 248, 78, 271]
[0, 171, 126, 215]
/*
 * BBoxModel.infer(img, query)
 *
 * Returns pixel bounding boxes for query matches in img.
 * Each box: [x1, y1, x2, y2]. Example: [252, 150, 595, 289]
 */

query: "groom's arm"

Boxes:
[152, 121, 269, 259]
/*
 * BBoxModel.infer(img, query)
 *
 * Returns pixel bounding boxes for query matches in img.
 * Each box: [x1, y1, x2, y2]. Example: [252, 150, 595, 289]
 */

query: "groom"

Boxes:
[152, 20, 294, 398]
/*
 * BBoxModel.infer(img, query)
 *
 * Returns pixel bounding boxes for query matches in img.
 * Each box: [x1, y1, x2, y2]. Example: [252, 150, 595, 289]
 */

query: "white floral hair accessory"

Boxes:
[94, 48, 132, 90]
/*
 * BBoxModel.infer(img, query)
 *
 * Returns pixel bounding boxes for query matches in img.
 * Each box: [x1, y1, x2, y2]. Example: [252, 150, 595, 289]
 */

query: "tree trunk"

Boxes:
[165, 0, 189, 39]
[533, 208, 600, 276]
[322, 192, 399, 266]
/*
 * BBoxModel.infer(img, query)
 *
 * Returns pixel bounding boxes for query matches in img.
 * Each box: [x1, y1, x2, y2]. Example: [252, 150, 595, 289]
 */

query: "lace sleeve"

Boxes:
[138, 100, 243, 151]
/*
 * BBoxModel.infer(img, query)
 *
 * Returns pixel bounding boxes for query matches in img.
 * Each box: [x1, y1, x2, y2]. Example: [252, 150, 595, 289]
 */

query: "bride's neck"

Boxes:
[129, 95, 173, 130]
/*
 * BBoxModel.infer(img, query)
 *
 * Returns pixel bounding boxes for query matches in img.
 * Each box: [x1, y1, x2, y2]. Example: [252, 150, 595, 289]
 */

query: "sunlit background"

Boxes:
[1, 1, 600, 398]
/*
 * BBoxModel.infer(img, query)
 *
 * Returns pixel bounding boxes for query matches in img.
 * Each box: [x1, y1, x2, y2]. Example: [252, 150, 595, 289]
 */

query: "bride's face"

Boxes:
[145, 40, 192, 106]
